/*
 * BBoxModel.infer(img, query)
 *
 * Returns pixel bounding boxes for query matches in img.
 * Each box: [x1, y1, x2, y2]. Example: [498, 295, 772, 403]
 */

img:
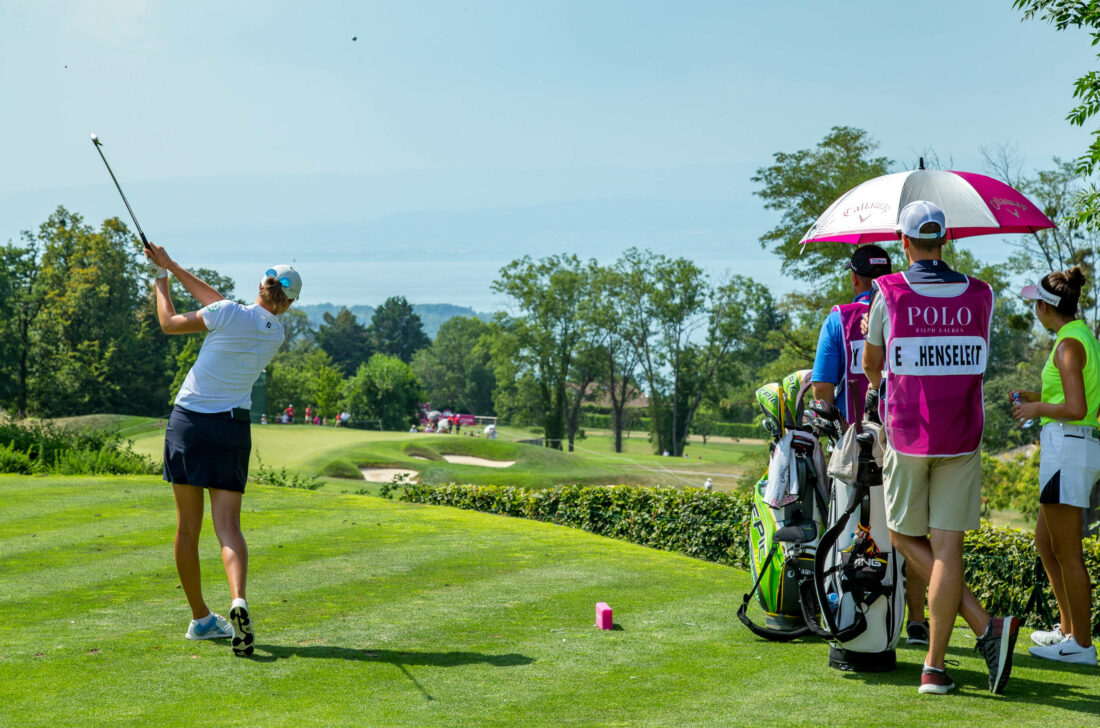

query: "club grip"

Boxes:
[140, 232, 151, 250]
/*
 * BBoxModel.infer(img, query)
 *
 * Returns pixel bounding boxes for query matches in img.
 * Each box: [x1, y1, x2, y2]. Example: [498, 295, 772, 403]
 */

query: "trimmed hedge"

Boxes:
[398, 482, 1100, 636]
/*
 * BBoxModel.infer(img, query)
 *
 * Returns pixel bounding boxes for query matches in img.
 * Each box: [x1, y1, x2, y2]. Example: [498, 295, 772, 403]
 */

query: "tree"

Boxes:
[343, 354, 423, 430]
[281, 308, 316, 351]
[26, 208, 157, 416]
[369, 296, 430, 364]
[563, 342, 603, 452]
[1016, 1, 1100, 228]
[616, 249, 770, 456]
[0, 239, 42, 414]
[265, 349, 343, 420]
[315, 307, 372, 376]
[492, 254, 591, 449]
[586, 262, 642, 453]
[410, 316, 495, 414]
[752, 126, 893, 283]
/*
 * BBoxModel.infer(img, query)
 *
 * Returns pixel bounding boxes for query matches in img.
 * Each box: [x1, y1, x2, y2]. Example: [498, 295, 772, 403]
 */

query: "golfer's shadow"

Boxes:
[246, 644, 534, 668]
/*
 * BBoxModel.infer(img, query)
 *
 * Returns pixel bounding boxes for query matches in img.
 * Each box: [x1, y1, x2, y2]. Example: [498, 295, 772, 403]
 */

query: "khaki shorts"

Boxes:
[883, 446, 982, 536]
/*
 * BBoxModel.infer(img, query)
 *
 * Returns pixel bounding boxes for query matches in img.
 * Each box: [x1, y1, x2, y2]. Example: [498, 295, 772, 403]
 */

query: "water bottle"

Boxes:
[1011, 391, 1034, 429]
[826, 592, 839, 615]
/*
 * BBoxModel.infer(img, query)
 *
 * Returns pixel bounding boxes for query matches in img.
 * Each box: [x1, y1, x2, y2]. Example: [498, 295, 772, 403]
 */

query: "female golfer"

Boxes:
[1013, 267, 1097, 666]
[146, 243, 300, 657]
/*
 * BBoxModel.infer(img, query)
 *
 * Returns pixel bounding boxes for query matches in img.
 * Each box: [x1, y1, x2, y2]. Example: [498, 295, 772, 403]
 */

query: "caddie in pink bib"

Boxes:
[874, 272, 994, 456]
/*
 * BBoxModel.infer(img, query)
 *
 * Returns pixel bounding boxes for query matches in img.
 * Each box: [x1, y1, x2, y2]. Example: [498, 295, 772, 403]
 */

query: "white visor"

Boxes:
[1020, 284, 1061, 307]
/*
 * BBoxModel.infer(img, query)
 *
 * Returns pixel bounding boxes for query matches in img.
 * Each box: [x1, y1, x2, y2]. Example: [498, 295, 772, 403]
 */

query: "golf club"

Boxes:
[89, 132, 151, 250]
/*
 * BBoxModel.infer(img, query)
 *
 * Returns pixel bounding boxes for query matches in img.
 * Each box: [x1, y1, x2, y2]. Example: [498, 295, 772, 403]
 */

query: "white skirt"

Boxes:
[1038, 421, 1100, 509]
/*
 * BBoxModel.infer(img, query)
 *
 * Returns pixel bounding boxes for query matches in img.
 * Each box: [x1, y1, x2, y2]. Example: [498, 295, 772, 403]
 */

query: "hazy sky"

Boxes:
[0, 0, 1093, 309]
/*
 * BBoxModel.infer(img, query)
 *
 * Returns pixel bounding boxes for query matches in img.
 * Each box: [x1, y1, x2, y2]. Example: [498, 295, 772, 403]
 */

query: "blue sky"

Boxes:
[0, 0, 1094, 310]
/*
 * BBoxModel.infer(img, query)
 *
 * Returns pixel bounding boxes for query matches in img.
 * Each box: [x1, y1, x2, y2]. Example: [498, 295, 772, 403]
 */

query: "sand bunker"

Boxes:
[440, 455, 515, 468]
[360, 468, 418, 483]
[408, 455, 432, 461]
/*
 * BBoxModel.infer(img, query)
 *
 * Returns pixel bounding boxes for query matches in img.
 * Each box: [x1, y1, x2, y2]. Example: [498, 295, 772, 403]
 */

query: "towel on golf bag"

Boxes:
[827, 422, 885, 485]
[765, 430, 826, 508]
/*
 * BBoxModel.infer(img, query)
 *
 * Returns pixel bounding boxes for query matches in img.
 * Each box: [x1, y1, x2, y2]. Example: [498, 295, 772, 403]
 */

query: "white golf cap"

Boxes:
[897, 200, 947, 239]
[1019, 280, 1062, 307]
[262, 264, 302, 300]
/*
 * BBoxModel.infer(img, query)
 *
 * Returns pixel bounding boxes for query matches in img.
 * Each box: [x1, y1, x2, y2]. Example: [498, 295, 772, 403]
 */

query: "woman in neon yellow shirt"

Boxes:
[1013, 266, 1097, 666]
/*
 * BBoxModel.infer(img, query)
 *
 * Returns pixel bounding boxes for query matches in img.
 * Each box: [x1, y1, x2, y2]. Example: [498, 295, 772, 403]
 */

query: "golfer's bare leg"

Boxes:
[209, 488, 247, 601]
[1035, 508, 1072, 635]
[173, 484, 209, 620]
[891, 530, 991, 661]
[1042, 504, 1092, 648]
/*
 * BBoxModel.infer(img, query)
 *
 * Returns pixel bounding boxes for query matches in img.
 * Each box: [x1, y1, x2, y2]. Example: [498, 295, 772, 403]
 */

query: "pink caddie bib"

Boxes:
[874, 271, 993, 457]
[833, 301, 871, 424]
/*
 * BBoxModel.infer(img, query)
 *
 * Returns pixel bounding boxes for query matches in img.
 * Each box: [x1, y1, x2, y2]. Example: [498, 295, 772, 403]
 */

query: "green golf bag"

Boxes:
[738, 373, 828, 641]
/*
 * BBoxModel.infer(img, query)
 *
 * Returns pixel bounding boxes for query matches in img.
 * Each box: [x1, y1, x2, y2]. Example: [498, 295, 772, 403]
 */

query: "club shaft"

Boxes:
[93, 143, 150, 249]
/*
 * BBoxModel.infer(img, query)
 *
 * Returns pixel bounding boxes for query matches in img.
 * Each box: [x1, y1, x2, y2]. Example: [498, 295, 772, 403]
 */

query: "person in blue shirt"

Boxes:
[811, 245, 892, 421]
[810, 244, 929, 646]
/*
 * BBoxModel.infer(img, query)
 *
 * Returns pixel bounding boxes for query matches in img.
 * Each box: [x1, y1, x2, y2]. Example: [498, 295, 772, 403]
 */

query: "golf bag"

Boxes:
[801, 406, 906, 671]
[738, 372, 829, 641]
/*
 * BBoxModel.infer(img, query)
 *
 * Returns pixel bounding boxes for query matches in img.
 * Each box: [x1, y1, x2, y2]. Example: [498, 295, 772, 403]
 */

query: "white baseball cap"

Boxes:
[262, 265, 302, 300]
[896, 200, 947, 239]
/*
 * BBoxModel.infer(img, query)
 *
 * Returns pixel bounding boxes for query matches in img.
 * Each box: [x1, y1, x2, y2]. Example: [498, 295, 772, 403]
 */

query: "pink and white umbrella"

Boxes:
[799, 168, 1055, 246]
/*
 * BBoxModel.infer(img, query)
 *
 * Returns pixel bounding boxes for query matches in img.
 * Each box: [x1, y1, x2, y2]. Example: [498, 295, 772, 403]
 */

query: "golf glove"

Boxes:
[151, 264, 168, 279]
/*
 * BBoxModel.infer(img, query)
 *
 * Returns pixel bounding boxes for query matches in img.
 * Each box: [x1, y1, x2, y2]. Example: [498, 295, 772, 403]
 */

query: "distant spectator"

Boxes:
[284, 404, 295, 424]
[313, 415, 320, 425]
[304, 404, 314, 423]
[322, 417, 328, 427]
[260, 414, 267, 425]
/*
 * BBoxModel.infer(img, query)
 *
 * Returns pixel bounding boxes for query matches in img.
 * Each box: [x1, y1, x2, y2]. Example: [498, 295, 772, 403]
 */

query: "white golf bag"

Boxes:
[802, 425, 906, 671]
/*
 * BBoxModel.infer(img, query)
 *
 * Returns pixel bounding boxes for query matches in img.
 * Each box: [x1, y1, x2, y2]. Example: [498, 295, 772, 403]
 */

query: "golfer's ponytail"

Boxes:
[1044, 266, 1086, 316]
[260, 275, 291, 314]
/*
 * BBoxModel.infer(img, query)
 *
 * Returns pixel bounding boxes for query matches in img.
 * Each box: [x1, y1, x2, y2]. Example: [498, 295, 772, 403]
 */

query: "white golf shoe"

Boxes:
[1028, 640, 1097, 666]
[1030, 624, 1067, 647]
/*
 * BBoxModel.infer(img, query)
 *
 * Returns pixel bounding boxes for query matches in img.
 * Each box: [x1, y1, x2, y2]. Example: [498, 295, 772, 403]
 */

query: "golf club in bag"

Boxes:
[89, 133, 151, 250]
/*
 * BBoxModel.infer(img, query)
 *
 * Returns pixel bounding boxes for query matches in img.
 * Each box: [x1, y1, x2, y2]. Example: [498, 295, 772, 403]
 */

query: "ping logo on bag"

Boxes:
[888, 335, 986, 376]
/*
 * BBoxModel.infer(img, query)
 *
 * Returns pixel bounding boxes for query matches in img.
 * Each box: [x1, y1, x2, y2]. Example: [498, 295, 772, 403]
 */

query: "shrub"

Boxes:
[0, 442, 33, 474]
[0, 420, 110, 465]
[47, 446, 158, 476]
[399, 482, 1099, 636]
[964, 523, 1100, 638]
[250, 455, 323, 490]
[0, 420, 156, 475]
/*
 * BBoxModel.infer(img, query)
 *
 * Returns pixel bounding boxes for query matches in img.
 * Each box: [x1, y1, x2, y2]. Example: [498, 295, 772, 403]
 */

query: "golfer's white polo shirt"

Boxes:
[174, 301, 285, 413]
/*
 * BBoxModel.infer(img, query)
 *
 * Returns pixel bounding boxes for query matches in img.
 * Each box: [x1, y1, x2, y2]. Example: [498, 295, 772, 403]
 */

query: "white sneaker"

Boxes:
[1030, 624, 1067, 647]
[185, 612, 234, 640]
[1028, 640, 1097, 666]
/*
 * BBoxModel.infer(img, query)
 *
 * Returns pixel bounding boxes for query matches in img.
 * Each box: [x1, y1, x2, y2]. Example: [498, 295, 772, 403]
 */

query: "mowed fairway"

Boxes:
[2, 476, 1098, 727]
[123, 419, 765, 491]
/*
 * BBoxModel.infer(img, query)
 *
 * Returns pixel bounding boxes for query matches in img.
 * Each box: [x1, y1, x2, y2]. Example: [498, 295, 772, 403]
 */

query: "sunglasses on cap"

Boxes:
[265, 269, 292, 289]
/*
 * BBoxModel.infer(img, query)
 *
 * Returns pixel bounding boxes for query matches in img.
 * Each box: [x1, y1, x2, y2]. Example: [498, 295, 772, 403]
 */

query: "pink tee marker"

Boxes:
[595, 602, 613, 630]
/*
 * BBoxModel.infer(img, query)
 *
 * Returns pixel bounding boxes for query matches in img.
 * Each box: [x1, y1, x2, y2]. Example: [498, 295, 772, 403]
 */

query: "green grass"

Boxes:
[122, 421, 767, 492]
[1, 475, 1096, 727]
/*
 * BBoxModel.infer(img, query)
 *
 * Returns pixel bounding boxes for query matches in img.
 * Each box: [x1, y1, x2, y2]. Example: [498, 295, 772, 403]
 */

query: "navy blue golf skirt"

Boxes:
[163, 406, 251, 493]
